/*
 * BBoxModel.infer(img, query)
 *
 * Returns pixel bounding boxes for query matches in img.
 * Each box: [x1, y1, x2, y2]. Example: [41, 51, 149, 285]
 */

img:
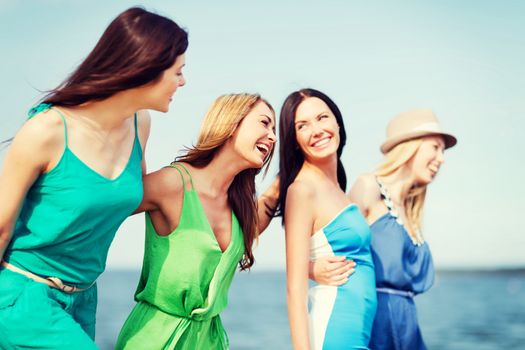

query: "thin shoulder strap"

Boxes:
[52, 109, 69, 147]
[165, 163, 188, 192]
[133, 113, 138, 139]
[27, 103, 68, 148]
[174, 162, 195, 190]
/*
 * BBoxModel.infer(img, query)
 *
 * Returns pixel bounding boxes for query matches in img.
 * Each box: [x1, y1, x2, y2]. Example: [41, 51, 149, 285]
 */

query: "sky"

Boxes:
[0, 0, 523, 270]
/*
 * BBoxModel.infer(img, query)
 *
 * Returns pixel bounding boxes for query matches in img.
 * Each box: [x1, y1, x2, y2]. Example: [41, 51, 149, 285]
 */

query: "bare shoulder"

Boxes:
[348, 173, 381, 213]
[145, 166, 184, 195]
[10, 109, 65, 164]
[285, 179, 317, 217]
[286, 179, 316, 203]
[352, 173, 380, 195]
[17, 109, 64, 147]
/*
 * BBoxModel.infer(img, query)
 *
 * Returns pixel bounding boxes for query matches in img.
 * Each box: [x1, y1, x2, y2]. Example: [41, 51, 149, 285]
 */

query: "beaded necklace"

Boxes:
[376, 177, 425, 246]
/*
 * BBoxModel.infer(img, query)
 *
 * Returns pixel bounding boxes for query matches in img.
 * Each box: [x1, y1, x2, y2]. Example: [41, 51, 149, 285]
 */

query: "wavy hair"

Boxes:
[42, 7, 188, 107]
[175, 93, 275, 270]
[375, 138, 427, 238]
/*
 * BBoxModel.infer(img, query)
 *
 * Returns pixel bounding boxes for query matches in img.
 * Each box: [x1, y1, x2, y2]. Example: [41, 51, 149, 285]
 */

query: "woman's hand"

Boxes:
[309, 255, 356, 286]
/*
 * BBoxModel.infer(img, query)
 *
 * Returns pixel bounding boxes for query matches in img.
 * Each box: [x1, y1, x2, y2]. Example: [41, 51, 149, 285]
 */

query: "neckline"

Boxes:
[191, 191, 235, 254]
[40, 108, 139, 182]
[181, 165, 235, 254]
[311, 203, 358, 238]
[375, 176, 425, 246]
[64, 136, 137, 182]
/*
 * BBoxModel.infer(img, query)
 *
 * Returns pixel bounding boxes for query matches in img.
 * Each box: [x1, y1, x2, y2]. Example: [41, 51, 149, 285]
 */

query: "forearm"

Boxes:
[287, 292, 310, 349]
[257, 193, 277, 234]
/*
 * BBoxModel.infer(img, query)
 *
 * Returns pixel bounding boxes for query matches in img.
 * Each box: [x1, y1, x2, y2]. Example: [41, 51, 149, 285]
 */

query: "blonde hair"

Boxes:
[176, 93, 275, 270]
[374, 138, 427, 239]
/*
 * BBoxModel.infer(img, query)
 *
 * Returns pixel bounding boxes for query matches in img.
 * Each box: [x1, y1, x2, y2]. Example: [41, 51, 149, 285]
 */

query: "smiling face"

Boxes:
[230, 101, 276, 168]
[140, 53, 186, 112]
[408, 135, 446, 185]
[294, 97, 340, 163]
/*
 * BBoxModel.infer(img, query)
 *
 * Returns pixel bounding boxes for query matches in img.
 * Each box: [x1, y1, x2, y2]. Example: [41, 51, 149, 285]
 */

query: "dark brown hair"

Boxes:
[276, 88, 347, 223]
[175, 94, 275, 270]
[42, 7, 188, 107]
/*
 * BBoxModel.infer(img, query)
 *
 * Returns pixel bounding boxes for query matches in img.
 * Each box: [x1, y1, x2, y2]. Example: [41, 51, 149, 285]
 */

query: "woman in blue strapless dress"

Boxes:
[275, 88, 377, 349]
[312, 109, 457, 349]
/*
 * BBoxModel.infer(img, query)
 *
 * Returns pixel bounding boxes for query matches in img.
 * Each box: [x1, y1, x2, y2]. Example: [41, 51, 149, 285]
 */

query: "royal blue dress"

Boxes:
[368, 179, 434, 350]
[309, 204, 377, 349]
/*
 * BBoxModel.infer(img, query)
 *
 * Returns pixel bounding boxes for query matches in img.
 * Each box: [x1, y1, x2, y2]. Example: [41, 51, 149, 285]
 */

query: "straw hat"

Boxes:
[380, 109, 457, 154]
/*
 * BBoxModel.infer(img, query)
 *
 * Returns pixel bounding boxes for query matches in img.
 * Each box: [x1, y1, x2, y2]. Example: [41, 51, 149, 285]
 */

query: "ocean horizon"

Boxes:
[95, 268, 525, 349]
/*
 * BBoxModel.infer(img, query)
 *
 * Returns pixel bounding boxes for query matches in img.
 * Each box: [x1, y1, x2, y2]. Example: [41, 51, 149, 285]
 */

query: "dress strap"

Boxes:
[27, 104, 68, 148]
[133, 113, 138, 140]
[174, 162, 195, 190]
[165, 163, 188, 192]
[52, 108, 69, 148]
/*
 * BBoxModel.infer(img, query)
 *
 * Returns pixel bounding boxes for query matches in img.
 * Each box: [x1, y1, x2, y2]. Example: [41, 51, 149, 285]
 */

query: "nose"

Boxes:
[268, 128, 277, 144]
[436, 149, 445, 164]
[178, 75, 186, 87]
[311, 121, 323, 137]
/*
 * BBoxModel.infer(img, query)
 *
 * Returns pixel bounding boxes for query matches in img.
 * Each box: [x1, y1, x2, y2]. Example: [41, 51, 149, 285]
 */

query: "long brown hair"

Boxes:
[175, 94, 275, 270]
[276, 88, 347, 223]
[42, 7, 188, 107]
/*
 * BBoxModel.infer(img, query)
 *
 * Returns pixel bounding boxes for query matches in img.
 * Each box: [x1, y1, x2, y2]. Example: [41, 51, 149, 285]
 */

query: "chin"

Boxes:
[309, 150, 337, 162]
[416, 176, 433, 186]
[249, 157, 265, 169]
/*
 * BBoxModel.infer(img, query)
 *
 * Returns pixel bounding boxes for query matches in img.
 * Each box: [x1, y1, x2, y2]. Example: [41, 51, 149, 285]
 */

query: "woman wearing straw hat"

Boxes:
[312, 108, 457, 349]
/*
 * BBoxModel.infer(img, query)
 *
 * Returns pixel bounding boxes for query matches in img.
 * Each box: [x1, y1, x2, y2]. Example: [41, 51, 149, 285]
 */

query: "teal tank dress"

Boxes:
[0, 104, 143, 350]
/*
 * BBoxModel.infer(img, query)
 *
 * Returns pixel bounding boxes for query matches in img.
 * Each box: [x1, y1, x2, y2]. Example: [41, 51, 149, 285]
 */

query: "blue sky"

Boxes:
[1, 0, 523, 269]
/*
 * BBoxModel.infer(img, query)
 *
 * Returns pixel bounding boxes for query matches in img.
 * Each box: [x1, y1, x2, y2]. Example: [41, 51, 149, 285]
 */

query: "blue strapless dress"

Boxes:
[309, 204, 377, 349]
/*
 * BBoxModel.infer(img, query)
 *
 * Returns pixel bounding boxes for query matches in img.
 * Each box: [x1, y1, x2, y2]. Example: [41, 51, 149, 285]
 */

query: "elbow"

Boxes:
[0, 226, 13, 248]
[287, 283, 307, 304]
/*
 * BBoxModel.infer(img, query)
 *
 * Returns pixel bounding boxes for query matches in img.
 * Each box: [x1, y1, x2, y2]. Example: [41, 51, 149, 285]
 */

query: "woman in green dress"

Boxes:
[116, 93, 277, 350]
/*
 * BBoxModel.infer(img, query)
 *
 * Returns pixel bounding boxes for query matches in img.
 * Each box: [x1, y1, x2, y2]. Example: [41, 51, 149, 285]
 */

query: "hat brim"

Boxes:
[380, 131, 457, 154]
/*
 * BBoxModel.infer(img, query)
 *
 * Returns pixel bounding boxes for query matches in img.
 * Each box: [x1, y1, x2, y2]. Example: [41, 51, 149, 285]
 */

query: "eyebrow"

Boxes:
[295, 111, 330, 124]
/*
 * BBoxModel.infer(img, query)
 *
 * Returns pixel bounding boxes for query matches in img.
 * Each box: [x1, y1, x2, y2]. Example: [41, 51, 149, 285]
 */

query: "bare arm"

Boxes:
[133, 167, 181, 214]
[285, 182, 315, 350]
[0, 114, 63, 259]
[347, 174, 376, 219]
[257, 176, 279, 234]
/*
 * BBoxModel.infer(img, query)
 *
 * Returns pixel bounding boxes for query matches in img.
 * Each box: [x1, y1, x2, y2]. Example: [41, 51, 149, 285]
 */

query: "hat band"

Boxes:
[410, 122, 443, 133]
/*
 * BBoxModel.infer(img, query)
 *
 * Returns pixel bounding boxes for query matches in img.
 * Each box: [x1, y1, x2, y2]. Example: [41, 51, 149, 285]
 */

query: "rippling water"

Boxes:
[96, 269, 525, 349]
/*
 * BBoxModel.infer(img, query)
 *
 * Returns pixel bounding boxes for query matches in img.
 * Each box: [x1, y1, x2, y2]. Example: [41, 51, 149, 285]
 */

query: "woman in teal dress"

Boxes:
[116, 93, 277, 350]
[0, 8, 188, 349]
